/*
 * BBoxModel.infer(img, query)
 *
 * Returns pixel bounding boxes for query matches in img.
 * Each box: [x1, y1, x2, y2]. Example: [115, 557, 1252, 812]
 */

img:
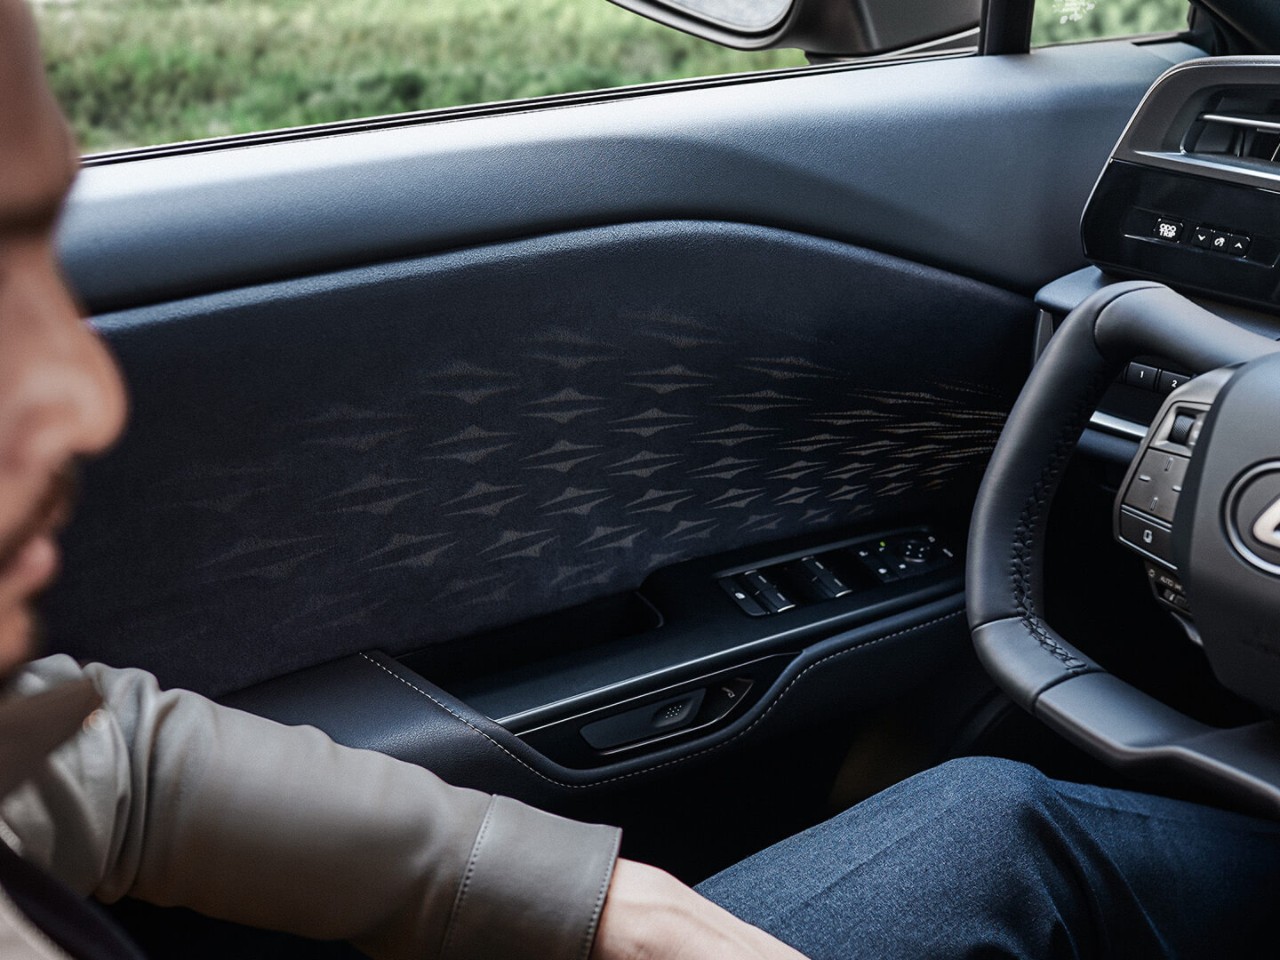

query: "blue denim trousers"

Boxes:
[697, 757, 1280, 958]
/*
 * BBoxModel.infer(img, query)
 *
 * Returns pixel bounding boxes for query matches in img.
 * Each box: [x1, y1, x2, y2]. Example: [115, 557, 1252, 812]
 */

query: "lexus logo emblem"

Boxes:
[1252, 494, 1280, 550]
[1226, 463, 1280, 575]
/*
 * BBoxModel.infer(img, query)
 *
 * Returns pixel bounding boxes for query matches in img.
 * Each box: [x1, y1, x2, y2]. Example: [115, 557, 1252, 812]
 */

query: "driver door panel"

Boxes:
[45, 38, 1195, 806]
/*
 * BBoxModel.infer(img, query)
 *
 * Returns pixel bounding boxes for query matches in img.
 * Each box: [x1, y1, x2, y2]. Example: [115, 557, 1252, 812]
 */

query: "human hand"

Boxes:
[590, 858, 808, 960]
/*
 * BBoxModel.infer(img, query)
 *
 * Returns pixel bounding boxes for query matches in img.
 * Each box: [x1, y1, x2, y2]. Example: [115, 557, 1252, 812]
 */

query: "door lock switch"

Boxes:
[720, 578, 767, 616]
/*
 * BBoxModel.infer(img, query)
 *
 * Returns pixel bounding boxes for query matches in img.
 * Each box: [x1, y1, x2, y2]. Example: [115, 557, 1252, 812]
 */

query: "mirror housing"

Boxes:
[607, 0, 981, 57]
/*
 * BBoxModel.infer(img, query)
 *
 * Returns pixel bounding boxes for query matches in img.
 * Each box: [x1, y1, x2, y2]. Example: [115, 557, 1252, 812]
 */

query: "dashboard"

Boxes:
[1081, 58, 1280, 314]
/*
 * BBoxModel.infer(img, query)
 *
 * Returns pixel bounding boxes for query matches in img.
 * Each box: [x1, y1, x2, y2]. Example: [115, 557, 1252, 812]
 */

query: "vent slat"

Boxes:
[1200, 112, 1280, 134]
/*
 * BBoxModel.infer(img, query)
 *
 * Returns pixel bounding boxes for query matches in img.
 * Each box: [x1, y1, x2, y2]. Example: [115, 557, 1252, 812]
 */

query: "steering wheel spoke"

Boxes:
[968, 281, 1280, 816]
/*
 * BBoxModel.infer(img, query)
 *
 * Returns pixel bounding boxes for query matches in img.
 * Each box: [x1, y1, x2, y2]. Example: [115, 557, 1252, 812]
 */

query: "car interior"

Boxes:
[39, 0, 1280, 954]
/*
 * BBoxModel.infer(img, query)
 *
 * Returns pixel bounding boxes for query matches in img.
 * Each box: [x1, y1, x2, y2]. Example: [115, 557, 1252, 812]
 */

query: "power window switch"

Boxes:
[798, 555, 851, 599]
[741, 570, 796, 614]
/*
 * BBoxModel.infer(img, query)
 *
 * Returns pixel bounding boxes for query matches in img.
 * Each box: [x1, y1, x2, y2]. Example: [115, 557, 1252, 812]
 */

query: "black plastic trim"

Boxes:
[979, 0, 1032, 56]
[221, 599, 969, 809]
[447, 526, 963, 730]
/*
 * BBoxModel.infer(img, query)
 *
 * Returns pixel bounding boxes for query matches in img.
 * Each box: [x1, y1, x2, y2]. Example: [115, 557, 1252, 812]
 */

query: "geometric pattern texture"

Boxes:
[44, 221, 1031, 696]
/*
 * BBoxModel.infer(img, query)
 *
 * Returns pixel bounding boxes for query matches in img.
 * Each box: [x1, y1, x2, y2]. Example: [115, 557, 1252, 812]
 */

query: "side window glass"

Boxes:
[34, 0, 806, 154]
[1032, 0, 1189, 46]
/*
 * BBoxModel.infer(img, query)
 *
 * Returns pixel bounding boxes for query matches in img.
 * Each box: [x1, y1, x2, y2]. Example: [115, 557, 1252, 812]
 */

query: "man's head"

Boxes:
[0, 0, 127, 678]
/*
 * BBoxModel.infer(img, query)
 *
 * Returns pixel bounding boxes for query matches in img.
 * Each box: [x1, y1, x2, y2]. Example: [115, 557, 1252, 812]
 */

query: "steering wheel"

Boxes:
[967, 280, 1280, 817]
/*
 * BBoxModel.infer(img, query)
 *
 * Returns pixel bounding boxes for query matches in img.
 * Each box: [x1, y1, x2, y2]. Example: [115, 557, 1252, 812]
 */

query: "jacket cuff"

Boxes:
[439, 796, 620, 960]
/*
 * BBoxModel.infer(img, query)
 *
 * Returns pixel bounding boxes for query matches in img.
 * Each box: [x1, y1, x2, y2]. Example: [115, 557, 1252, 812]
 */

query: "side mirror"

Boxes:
[607, 0, 982, 57]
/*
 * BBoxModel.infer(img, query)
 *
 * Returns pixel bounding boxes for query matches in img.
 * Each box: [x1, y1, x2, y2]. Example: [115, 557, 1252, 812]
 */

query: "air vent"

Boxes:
[1185, 96, 1280, 165]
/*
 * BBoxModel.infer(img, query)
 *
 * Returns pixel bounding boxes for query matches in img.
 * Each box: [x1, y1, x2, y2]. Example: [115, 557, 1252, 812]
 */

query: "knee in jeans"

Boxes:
[929, 756, 1062, 835]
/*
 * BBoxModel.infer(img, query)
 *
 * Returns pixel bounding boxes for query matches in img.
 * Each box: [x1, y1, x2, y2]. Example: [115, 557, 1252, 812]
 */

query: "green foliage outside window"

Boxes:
[1032, 0, 1188, 46]
[34, 0, 804, 153]
[34, 0, 1189, 154]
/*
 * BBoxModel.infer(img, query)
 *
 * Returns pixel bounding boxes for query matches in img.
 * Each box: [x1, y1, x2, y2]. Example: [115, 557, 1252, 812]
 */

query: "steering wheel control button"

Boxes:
[1225, 464, 1280, 576]
[1167, 412, 1198, 447]
[1146, 564, 1191, 614]
[1152, 218, 1184, 242]
[1158, 371, 1192, 395]
[1124, 362, 1159, 390]
[1123, 450, 1189, 523]
[1119, 508, 1175, 566]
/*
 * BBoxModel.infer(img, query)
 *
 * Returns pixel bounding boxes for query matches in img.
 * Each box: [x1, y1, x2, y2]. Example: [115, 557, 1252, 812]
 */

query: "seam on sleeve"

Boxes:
[440, 795, 498, 960]
[576, 826, 621, 960]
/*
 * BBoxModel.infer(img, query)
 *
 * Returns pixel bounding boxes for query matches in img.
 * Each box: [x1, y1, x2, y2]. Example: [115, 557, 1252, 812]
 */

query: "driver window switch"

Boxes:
[737, 570, 796, 614]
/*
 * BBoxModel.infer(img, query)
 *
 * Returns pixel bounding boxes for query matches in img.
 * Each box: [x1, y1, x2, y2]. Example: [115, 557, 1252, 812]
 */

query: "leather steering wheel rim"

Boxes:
[966, 280, 1280, 816]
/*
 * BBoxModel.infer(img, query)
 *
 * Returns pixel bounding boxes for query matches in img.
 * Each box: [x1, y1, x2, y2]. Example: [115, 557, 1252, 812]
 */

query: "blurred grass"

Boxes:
[33, 0, 805, 152]
[34, 0, 1187, 153]
[1031, 0, 1187, 46]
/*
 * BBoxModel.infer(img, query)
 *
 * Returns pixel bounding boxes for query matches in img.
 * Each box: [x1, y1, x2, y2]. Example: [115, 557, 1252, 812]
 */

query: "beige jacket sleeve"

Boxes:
[0, 654, 620, 960]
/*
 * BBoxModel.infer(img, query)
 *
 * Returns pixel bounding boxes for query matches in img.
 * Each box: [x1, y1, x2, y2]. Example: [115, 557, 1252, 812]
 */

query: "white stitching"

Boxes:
[358, 606, 965, 790]
[359, 652, 572, 788]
